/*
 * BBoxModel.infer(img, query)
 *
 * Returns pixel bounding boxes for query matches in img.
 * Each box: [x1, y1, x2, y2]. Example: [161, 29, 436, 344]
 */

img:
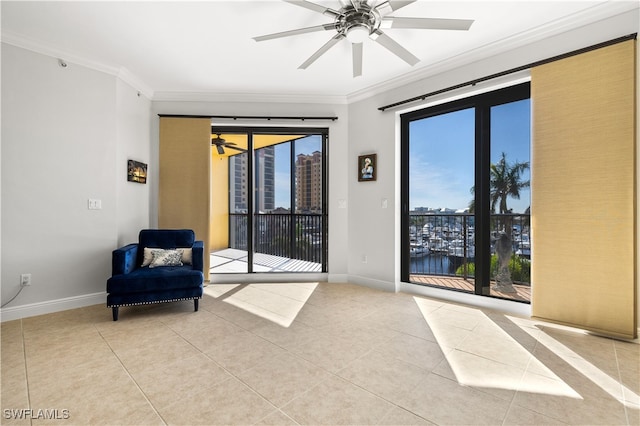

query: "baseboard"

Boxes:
[0, 292, 106, 322]
[399, 281, 532, 318]
[327, 273, 348, 283]
[347, 275, 396, 293]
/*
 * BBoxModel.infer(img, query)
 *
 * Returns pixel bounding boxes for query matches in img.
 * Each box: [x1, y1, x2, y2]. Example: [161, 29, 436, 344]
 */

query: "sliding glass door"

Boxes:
[210, 127, 327, 274]
[401, 83, 531, 302]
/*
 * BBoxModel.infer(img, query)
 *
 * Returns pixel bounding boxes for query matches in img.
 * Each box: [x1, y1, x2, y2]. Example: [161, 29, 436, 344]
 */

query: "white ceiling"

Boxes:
[2, 1, 637, 100]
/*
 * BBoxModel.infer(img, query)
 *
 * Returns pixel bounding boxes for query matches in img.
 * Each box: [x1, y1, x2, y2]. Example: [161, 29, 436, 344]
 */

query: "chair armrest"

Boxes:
[112, 243, 139, 275]
[192, 241, 204, 273]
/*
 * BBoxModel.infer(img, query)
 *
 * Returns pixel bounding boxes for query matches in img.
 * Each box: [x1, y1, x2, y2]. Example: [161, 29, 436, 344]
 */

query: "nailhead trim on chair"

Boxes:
[108, 296, 202, 308]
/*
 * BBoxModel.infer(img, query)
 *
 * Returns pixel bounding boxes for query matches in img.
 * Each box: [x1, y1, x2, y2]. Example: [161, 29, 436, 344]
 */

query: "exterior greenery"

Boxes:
[455, 254, 531, 283]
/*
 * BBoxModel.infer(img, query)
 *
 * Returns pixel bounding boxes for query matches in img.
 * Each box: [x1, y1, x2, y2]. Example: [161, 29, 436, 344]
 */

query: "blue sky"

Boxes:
[267, 99, 531, 213]
[409, 99, 531, 213]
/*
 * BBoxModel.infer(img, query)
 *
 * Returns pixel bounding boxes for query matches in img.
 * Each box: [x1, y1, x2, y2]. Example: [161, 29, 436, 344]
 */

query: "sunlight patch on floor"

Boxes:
[516, 323, 640, 409]
[413, 297, 582, 398]
[204, 282, 319, 327]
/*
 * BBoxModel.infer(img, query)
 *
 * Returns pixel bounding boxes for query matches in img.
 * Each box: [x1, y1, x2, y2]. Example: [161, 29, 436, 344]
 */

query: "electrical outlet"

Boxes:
[361, 255, 368, 264]
[88, 199, 102, 210]
[20, 273, 32, 286]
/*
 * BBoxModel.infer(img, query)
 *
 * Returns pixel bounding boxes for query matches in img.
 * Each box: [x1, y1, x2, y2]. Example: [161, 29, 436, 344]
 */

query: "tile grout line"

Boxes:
[612, 343, 632, 426]
[20, 318, 34, 426]
[160, 313, 289, 424]
[94, 324, 168, 426]
[199, 302, 402, 424]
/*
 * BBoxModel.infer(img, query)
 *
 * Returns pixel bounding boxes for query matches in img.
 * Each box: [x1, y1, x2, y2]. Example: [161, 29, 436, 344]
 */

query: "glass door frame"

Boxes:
[212, 125, 329, 274]
[400, 82, 530, 299]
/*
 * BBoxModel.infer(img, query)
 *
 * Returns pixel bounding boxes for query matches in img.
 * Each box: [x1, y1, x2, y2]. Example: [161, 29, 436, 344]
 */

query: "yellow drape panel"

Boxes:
[159, 117, 211, 281]
[531, 39, 636, 339]
[210, 150, 229, 251]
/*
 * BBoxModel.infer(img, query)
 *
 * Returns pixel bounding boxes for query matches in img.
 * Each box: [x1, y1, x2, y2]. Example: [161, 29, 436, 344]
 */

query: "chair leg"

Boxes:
[194, 298, 199, 312]
[112, 306, 119, 321]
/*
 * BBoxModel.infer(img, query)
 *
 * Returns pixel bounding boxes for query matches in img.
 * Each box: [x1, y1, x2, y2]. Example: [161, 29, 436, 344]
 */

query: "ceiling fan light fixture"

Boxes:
[345, 24, 369, 43]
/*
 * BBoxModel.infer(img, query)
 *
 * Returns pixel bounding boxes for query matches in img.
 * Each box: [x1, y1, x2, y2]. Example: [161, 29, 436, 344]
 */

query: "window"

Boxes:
[401, 83, 531, 302]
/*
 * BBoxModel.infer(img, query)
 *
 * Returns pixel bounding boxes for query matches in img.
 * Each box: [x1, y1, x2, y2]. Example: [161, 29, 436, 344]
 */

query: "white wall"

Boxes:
[150, 100, 350, 281]
[1, 44, 150, 319]
[116, 79, 151, 246]
[347, 9, 640, 314]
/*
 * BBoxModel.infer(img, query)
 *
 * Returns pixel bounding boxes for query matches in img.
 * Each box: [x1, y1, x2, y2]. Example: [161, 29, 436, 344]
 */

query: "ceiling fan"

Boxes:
[253, 0, 474, 77]
[211, 134, 246, 155]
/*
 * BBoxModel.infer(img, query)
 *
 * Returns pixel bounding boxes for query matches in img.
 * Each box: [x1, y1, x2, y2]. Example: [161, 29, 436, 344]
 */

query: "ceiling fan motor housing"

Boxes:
[336, 3, 381, 41]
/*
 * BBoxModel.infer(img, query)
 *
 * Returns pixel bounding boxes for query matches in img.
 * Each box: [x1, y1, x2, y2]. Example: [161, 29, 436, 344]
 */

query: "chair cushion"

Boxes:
[107, 265, 203, 294]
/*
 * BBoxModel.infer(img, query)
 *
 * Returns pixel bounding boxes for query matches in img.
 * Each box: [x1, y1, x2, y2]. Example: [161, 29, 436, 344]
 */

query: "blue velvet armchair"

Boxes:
[106, 229, 204, 321]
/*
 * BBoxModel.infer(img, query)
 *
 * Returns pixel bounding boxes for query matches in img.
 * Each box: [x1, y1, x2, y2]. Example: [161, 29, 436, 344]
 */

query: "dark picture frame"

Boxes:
[127, 159, 147, 184]
[358, 154, 377, 182]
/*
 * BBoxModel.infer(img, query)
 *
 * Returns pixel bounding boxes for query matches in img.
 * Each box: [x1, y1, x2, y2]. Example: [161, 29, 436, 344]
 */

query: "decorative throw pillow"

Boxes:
[149, 249, 183, 268]
[141, 247, 162, 267]
[142, 247, 192, 266]
[179, 248, 193, 265]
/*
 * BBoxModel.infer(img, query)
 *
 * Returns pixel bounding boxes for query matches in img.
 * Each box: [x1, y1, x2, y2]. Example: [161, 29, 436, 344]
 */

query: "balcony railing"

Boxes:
[229, 213, 324, 265]
[408, 213, 530, 284]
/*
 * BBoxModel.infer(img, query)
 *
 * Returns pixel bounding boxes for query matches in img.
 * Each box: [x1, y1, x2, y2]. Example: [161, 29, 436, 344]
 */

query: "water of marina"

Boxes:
[410, 253, 461, 275]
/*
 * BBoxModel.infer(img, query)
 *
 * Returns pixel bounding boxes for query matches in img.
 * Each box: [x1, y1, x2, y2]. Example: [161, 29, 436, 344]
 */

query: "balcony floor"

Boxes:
[210, 248, 322, 273]
[409, 274, 531, 303]
[210, 251, 530, 302]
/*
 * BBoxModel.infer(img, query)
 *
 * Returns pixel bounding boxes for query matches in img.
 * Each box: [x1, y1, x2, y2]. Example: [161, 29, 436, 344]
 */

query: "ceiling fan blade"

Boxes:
[371, 29, 419, 66]
[253, 23, 337, 42]
[283, 0, 341, 18]
[352, 42, 363, 77]
[299, 34, 344, 69]
[216, 145, 225, 155]
[339, 0, 361, 10]
[225, 145, 247, 152]
[381, 16, 474, 30]
[375, 0, 416, 15]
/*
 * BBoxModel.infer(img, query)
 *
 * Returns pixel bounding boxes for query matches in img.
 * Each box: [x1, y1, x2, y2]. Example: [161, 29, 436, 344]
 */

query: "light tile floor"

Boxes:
[1, 282, 638, 425]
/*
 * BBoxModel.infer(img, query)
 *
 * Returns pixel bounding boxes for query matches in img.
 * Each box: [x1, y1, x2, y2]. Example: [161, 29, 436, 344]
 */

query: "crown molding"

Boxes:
[152, 90, 348, 105]
[1, 29, 345, 105]
[346, 1, 639, 104]
[2, 1, 636, 107]
[1, 29, 154, 99]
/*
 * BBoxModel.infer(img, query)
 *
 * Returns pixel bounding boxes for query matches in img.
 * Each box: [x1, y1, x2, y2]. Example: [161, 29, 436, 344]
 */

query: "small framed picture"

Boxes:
[358, 154, 377, 182]
[127, 160, 147, 184]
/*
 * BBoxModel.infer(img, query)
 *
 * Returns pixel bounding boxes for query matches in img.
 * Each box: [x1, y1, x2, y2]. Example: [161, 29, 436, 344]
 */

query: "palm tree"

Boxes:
[467, 152, 530, 290]
[490, 152, 530, 217]
[467, 152, 530, 215]
[490, 152, 529, 290]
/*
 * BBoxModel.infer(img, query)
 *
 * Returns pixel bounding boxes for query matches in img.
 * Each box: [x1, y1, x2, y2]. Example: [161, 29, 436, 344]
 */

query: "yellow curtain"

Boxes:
[159, 117, 211, 281]
[531, 39, 636, 339]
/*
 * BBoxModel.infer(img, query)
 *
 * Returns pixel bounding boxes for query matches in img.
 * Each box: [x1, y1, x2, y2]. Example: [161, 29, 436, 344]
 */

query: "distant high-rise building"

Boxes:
[229, 153, 248, 212]
[295, 150, 322, 213]
[229, 146, 275, 213]
[255, 146, 275, 212]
